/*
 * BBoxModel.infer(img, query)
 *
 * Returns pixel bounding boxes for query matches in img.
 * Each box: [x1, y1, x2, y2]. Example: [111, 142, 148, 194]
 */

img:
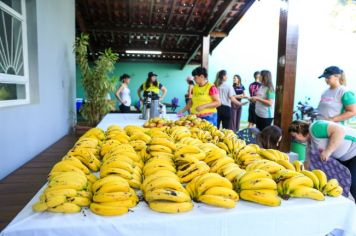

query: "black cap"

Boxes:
[318, 66, 343, 78]
[148, 72, 157, 77]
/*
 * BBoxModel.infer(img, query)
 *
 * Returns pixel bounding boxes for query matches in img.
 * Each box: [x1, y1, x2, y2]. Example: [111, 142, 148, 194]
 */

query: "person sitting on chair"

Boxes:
[288, 120, 355, 200]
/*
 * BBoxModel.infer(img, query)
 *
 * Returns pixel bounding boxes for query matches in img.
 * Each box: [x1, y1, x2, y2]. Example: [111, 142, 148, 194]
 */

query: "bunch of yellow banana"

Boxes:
[277, 173, 325, 201]
[105, 126, 130, 144]
[174, 145, 205, 161]
[203, 146, 227, 166]
[311, 169, 343, 197]
[124, 125, 145, 136]
[71, 134, 102, 161]
[143, 155, 176, 177]
[168, 126, 191, 141]
[147, 138, 176, 154]
[176, 159, 210, 183]
[101, 139, 121, 157]
[236, 153, 263, 169]
[90, 175, 138, 216]
[215, 161, 245, 182]
[258, 149, 289, 162]
[236, 170, 281, 206]
[186, 173, 237, 208]
[142, 170, 193, 213]
[190, 129, 212, 143]
[33, 171, 91, 213]
[81, 127, 105, 141]
[194, 119, 215, 131]
[50, 158, 98, 184]
[245, 159, 285, 174]
[219, 136, 245, 157]
[101, 145, 143, 189]
[65, 147, 101, 172]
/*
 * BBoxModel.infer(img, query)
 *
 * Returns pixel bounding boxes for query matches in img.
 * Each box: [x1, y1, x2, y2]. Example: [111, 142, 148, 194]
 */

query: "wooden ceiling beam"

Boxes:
[181, 41, 201, 70]
[89, 27, 201, 36]
[204, 0, 237, 36]
[185, 0, 199, 27]
[161, 0, 178, 48]
[210, 31, 227, 37]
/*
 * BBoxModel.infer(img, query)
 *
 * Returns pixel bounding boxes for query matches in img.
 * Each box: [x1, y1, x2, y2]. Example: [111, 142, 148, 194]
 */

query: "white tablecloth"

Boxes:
[2, 114, 356, 236]
[96, 113, 179, 130]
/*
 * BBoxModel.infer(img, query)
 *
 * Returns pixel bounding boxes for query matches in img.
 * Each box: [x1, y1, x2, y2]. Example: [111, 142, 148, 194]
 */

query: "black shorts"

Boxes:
[248, 103, 257, 123]
[119, 104, 130, 113]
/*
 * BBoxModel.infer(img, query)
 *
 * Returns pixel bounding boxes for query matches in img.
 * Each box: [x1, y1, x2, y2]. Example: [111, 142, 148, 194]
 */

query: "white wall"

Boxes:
[209, 0, 356, 122]
[0, 0, 75, 180]
[209, 0, 280, 121]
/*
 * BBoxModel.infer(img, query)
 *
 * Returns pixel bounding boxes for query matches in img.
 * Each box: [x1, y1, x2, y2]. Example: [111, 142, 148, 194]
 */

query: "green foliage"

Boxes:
[74, 33, 118, 126]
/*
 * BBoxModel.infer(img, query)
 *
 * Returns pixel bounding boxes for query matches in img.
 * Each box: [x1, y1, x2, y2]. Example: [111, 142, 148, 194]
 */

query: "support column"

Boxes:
[201, 35, 210, 69]
[274, 0, 299, 152]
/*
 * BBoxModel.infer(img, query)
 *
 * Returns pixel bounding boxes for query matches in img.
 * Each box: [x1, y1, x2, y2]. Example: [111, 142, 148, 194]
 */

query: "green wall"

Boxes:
[76, 62, 197, 110]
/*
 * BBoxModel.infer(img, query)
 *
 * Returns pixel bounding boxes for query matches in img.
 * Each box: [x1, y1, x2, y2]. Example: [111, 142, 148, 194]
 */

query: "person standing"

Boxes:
[288, 120, 356, 200]
[230, 74, 246, 132]
[214, 70, 241, 129]
[184, 76, 195, 114]
[137, 72, 167, 103]
[317, 66, 356, 124]
[178, 67, 221, 126]
[250, 70, 275, 131]
[115, 73, 131, 113]
[248, 71, 261, 128]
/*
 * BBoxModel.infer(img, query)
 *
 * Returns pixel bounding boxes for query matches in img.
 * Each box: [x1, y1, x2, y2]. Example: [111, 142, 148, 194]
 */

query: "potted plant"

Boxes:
[74, 33, 118, 127]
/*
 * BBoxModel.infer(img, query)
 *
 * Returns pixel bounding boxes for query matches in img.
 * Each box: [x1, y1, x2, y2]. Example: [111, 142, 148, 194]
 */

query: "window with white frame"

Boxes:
[0, 0, 29, 107]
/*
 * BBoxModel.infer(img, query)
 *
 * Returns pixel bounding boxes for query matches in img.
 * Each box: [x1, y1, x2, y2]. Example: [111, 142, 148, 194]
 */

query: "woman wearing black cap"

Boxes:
[317, 66, 356, 124]
[115, 74, 131, 113]
[137, 72, 167, 102]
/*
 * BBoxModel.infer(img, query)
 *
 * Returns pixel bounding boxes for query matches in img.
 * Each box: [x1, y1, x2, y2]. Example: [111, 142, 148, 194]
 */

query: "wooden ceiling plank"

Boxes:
[185, 0, 199, 27]
[91, 27, 200, 36]
[105, 0, 112, 22]
[148, 0, 155, 26]
[161, 0, 178, 48]
[181, 42, 201, 69]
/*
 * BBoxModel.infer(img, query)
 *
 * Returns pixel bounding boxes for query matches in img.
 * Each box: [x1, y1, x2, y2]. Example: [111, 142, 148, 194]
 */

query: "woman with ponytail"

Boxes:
[214, 70, 241, 129]
[317, 66, 356, 124]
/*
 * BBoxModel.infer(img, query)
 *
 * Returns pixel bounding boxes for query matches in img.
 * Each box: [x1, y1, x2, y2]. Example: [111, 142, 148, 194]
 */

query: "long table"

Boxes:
[1, 114, 356, 236]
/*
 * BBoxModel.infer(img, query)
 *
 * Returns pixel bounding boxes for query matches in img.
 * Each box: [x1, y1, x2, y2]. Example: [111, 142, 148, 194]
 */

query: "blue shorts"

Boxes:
[200, 113, 217, 126]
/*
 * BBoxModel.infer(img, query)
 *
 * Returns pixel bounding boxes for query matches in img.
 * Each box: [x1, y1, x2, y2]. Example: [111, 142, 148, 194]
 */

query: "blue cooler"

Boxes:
[76, 98, 83, 112]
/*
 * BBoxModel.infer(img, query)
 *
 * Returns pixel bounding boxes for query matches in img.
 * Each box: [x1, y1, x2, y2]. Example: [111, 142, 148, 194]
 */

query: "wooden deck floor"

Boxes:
[0, 134, 78, 231]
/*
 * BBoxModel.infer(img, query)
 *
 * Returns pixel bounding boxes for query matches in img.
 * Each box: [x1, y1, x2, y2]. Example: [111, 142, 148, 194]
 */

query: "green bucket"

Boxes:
[290, 141, 306, 162]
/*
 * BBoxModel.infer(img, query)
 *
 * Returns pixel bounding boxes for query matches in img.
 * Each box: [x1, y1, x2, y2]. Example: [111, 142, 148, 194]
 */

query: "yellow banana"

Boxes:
[289, 186, 325, 201]
[45, 195, 67, 208]
[312, 169, 328, 191]
[239, 189, 281, 206]
[273, 169, 303, 183]
[148, 201, 193, 213]
[100, 167, 133, 180]
[204, 187, 239, 201]
[276, 159, 296, 171]
[238, 170, 272, 185]
[143, 177, 185, 193]
[258, 149, 277, 161]
[55, 158, 90, 174]
[148, 144, 173, 154]
[86, 173, 98, 183]
[293, 160, 305, 172]
[93, 191, 133, 202]
[240, 178, 277, 191]
[90, 203, 128, 216]
[326, 186, 343, 197]
[76, 190, 92, 198]
[198, 194, 235, 208]
[92, 175, 129, 193]
[96, 182, 131, 194]
[210, 157, 234, 173]
[150, 138, 176, 151]
[283, 175, 314, 194]
[100, 198, 137, 208]
[102, 160, 134, 174]
[32, 202, 48, 212]
[179, 162, 210, 183]
[143, 165, 176, 177]
[300, 170, 320, 189]
[67, 196, 91, 206]
[129, 140, 147, 151]
[277, 181, 284, 195]
[48, 202, 81, 213]
[44, 188, 77, 198]
[216, 142, 229, 152]
[145, 189, 191, 203]
[225, 168, 245, 182]
[142, 170, 179, 188]
[196, 175, 233, 197]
